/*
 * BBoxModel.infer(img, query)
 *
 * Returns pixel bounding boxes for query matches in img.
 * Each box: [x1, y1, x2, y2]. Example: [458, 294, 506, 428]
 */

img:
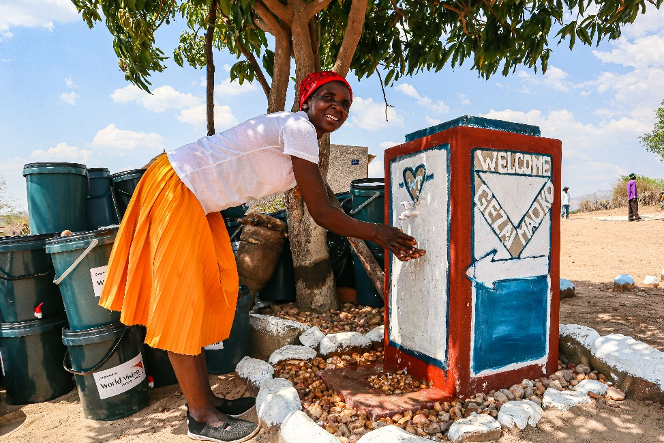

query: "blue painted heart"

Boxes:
[403, 165, 427, 202]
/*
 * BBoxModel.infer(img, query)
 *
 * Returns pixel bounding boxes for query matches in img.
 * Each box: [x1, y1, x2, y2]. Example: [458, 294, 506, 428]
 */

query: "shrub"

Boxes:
[577, 197, 611, 212]
[610, 175, 664, 208]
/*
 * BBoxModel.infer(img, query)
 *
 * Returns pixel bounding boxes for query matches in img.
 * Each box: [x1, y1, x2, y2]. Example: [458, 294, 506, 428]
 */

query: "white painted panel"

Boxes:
[388, 146, 449, 365]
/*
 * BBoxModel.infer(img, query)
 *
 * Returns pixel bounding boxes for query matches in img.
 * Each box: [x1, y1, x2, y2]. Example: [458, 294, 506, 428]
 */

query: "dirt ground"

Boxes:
[2, 206, 664, 442]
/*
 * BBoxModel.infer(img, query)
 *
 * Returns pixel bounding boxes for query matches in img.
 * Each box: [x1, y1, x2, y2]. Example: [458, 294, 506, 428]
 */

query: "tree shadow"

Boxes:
[501, 399, 664, 442]
[559, 280, 664, 351]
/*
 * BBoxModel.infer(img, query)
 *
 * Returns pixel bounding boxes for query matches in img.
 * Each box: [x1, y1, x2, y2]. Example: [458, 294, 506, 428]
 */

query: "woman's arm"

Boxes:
[291, 156, 425, 260]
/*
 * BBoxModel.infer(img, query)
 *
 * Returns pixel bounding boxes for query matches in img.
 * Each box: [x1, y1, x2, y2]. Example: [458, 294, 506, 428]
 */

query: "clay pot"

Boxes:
[235, 214, 287, 291]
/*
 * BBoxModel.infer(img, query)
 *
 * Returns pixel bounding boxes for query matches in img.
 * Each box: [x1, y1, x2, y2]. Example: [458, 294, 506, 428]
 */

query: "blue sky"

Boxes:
[1, 1, 664, 211]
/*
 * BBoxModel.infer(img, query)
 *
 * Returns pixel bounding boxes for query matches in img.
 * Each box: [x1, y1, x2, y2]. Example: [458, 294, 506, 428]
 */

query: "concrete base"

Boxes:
[318, 363, 452, 420]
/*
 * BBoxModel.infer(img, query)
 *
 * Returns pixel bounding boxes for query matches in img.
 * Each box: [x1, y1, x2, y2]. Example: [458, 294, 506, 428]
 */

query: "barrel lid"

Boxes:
[45, 226, 119, 254]
[87, 167, 111, 179]
[111, 169, 146, 181]
[0, 315, 68, 338]
[350, 178, 384, 190]
[23, 162, 88, 176]
[0, 233, 58, 252]
[62, 322, 127, 346]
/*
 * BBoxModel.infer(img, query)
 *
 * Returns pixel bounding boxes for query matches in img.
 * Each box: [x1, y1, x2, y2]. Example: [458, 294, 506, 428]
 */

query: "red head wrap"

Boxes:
[298, 71, 353, 111]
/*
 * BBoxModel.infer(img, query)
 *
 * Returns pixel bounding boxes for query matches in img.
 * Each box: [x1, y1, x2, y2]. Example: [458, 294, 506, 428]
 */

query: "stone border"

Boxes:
[240, 318, 649, 442]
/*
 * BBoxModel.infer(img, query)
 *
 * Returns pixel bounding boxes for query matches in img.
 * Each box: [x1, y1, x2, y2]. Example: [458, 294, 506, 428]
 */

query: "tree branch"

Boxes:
[332, 0, 368, 76]
[254, 1, 289, 39]
[260, 0, 293, 25]
[237, 40, 271, 98]
[303, 0, 334, 21]
[205, 0, 217, 136]
[254, 1, 291, 113]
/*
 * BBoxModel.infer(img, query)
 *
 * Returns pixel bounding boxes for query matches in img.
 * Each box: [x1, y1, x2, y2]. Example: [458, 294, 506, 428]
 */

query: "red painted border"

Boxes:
[383, 125, 561, 399]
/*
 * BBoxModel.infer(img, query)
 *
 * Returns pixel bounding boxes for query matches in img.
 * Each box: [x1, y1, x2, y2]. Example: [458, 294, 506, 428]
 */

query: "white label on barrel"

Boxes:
[90, 265, 107, 298]
[205, 340, 224, 350]
[93, 353, 146, 400]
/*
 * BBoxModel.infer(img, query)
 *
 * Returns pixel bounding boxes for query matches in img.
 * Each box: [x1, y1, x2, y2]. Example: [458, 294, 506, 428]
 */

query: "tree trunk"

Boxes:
[205, 0, 217, 136]
[284, 2, 339, 314]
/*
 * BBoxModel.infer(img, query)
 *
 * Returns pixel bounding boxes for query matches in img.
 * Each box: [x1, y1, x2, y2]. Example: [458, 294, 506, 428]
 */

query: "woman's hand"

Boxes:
[373, 224, 426, 261]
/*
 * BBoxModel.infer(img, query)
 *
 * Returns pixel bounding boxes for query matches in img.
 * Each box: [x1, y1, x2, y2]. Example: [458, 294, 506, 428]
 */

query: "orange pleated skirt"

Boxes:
[99, 154, 239, 355]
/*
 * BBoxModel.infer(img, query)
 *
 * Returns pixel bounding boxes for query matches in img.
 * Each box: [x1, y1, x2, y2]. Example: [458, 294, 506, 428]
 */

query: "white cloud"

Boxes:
[615, 7, 664, 40]
[593, 35, 664, 69]
[111, 84, 202, 113]
[30, 142, 96, 163]
[424, 116, 442, 126]
[395, 83, 449, 113]
[368, 159, 384, 178]
[480, 108, 652, 194]
[177, 104, 238, 133]
[212, 77, 258, 96]
[59, 91, 79, 105]
[65, 76, 75, 88]
[459, 93, 471, 105]
[379, 141, 399, 150]
[0, 0, 78, 39]
[91, 124, 165, 151]
[518, 66, 572, 92]
[349, 97, 403, 131]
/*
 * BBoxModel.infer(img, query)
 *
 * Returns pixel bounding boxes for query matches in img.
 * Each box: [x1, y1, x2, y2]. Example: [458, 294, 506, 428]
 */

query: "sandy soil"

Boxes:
[2, 206, 663, 442]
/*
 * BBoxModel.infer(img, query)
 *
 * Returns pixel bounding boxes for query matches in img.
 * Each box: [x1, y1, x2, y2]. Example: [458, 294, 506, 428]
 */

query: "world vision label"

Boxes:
[473, 149, 554, 258]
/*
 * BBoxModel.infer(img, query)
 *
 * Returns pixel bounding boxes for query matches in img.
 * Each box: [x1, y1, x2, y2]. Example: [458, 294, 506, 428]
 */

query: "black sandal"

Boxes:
[215, 397, 256, 418]
[187, 412, 259, 443]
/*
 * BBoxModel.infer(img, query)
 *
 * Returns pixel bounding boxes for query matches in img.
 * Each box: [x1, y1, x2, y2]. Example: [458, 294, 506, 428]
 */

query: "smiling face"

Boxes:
[303, 81, 352, 139]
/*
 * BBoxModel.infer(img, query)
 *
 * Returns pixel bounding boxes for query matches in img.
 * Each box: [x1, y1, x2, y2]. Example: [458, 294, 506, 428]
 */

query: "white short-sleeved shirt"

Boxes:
[168, 111, 319, 214]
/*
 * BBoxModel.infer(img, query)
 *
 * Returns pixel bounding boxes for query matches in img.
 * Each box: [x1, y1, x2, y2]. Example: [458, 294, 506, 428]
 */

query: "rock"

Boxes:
[560, 279, 576, 299]
[279, 411, 341, 443]
[613, 274, 634, 292]
[501, 389, 516, 401]
[509, 384, 525, 400]
[524, 387, 535, 398]
[642, 275, 659, 288]
[548, 380, 564, 391]
[299, 326, 325, 350]
[497, 400, 543, 430]
[448, 413, 502, 442]
[463, 402, 481, 417]
[493, 391, 508, 403]
[250, 314, 309, 360]
[528, 396, 542, 408]
[572, 380, 608, 396]
[269, 345, 318, 365]
[364, 325, 384, 350]
[412, 413, 428, 424]
[559, 324, 600, 366]
[256, 378, 302, 427]
[356, 425, 430, 442]
[236, 356, 275, 388]
[575, 364, 592, 374]
[542, 388, 592, 410]
[590, 333, 664, 403]
[319, 332, 372, 358]
[606, 387, 626, 401]
[556, 370, 575, 382]
[424, 423, 441, 435]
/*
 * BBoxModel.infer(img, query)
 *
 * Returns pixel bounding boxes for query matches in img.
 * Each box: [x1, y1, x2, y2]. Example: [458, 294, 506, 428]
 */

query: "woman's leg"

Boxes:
[197, 351, 225, 407]
[168, 351, 227, 425]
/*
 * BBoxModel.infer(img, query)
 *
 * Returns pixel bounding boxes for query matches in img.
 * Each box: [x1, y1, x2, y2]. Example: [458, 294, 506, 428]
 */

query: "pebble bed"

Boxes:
[262, 303, 625, 442]
[256, 302, 383, 334]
